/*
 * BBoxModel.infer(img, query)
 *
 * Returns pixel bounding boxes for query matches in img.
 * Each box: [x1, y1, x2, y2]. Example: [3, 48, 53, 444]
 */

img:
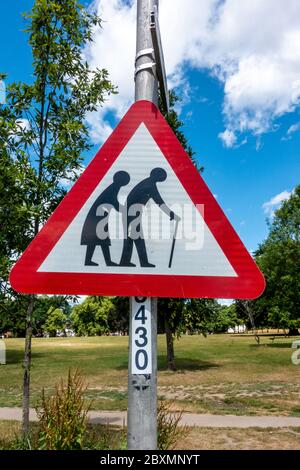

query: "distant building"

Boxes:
[227, 324, 246, 333]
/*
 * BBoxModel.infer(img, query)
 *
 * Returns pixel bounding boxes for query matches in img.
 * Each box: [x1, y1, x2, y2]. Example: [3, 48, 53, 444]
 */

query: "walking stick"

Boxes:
[168, 218, 179, 268]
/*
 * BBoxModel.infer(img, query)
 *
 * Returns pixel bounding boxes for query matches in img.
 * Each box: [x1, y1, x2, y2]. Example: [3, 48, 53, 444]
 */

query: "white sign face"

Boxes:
[131, 297, 152, 375]
[11, 100, 264, 299]
[38, 124, 236, 278]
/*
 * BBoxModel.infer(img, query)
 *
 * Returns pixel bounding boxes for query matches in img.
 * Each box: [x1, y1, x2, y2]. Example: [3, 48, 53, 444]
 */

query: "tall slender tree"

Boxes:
[249, 185, 300, 334]
[0, 0, 115, 435]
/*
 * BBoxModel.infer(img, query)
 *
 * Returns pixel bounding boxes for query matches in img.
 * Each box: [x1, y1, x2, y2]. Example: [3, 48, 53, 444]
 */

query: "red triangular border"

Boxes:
[10, 101, 265, 299]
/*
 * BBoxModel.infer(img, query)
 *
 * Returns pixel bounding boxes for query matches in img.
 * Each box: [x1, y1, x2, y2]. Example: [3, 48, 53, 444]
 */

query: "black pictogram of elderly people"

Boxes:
[81, 168, 180, 268]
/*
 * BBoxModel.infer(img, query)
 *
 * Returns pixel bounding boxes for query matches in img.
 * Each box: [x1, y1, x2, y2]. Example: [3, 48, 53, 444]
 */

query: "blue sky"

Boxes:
[1, 0, 299, 259]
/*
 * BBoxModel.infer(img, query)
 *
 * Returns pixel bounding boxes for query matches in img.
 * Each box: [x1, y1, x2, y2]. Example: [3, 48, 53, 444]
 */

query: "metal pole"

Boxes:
[127, 0, 158, 450]
[135, 0, 158, 105]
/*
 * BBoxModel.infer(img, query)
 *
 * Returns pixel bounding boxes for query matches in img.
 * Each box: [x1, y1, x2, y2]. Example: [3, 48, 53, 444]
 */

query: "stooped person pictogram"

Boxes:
[119, 167, 180, 268]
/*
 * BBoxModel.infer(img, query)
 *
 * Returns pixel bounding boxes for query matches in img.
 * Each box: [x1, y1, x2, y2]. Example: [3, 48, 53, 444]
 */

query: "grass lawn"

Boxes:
[0, 334, 299, 415]
[1, 420, 300, 450]
[176, 426, 300, 450]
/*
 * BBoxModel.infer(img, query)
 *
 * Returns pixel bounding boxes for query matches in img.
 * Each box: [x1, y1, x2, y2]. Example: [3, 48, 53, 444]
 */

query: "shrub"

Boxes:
[157, 400, 189, 450]
[36, 369, 89, 450]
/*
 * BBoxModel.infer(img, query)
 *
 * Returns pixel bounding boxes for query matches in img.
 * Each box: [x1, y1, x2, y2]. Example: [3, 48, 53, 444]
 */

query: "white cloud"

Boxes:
[85, 110, 113, 144]
[287, 122, 300, 135]
[8, 118, 31, 144]
[262, 190, 292, 217]
[282, 121, 300, 140]
[218, 299, 233, 306]
[83, 0, 137, 140]
[0, 79, 6, 104]
[85, 0, 300, 146]
[16, 118, 30, 132]
[219, 129, 237, 148]
[59, 165, 85, 188]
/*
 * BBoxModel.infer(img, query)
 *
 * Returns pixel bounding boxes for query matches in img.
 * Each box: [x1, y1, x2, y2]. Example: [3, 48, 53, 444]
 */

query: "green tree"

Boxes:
[203, 302, 243, 333]
[158, 298, 234, 370]
[0, 147, 32, 280]
[72, 296, 113, 336]
[33, 295, 72, 337]
[107, 296, 129, 335]
[76, 296, 129, 336]
[0, 296, 28, 337]
[251, 185, 300, 334]
[0, 0, 115, 435]
[158, 298, 185, 370]
[0, 94, 35, 331]
[44, 307, 67, 337]
[0, 294, 72, 338]
[234, 299, 266, 333]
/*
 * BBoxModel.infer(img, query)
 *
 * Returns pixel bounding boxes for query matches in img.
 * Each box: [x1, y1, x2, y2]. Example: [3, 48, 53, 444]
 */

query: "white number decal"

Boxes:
[132, 297, 152, 374]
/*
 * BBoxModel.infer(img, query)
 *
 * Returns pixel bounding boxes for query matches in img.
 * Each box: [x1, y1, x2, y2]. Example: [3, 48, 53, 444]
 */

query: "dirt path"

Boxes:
[1, 407, 300, 428]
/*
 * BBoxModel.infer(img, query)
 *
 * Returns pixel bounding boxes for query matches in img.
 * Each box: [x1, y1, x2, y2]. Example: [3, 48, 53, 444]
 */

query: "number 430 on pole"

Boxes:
[131, 297, 152, 374]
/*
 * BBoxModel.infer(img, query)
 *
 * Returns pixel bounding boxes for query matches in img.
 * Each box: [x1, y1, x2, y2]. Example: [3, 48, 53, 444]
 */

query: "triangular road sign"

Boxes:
[10, 100, 265, 299]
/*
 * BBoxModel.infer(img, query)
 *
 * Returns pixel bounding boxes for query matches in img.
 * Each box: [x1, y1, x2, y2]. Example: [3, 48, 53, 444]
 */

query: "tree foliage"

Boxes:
[44, 308, 68, 337]
[158, 298, 239, 336]
[72, 296, 113, 336]
[244, 185, 300, 333]
[0, 0, 115, 434]
[157, 297, 237, 369]
[0, 294, 72, 337]
[0, 0, 115, 301]
[107, 296, 129, 335]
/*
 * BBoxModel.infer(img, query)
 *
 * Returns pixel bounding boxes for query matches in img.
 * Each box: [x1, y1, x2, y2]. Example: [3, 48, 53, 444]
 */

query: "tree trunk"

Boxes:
[22, 295, 34, 436]
[164, 317, 176, 371]
[288, 328, 299, 336]
[22, 58, 45, 434]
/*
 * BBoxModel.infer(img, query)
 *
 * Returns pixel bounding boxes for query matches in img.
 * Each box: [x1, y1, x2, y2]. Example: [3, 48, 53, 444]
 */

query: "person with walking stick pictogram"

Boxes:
[119, 167, 180, 268]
